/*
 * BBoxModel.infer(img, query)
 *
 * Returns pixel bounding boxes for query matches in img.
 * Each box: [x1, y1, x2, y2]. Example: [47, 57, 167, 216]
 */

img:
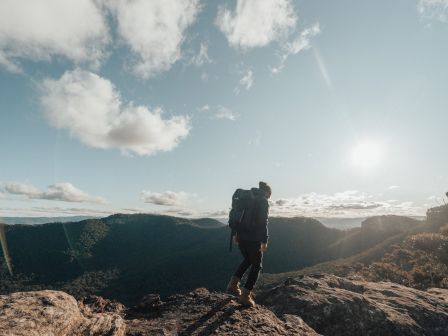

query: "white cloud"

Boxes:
[216, 0, 297, 49]
[240, 69, 254, 90]
[270, 190, 425, 218]
[0, 0, 109, 72]
[190, 43, 212, 66]
[287, 23, 321, 54]
[107, 0, 201, 78]
[162, 207, 198, 217]
[40, 69, 190, 156]
[215, 106, 239, 121]
[200, 73, 209, 82]
[198, 105, 210, 112]
[120, 207, 145, 214]
[159, 207, 228, 218]
[388, 185, 400, 190]
[3, 183, 41, 197]
[234, 68, 254, 94]
[272, 23, 320, 74]
[248, 132, 261, 146]
[2, 182, 105, 203]
[0, 53, 22, 74]
[141, 190, 191, 206]
[203, 210, 228, 217]
[418, 0, 448, 22]
[198, 105, 239, 121]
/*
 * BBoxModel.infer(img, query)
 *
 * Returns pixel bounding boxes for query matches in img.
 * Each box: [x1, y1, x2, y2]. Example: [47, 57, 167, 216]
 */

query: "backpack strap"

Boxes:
[229, 229, 236, 252]
[229, 231, 233, 252]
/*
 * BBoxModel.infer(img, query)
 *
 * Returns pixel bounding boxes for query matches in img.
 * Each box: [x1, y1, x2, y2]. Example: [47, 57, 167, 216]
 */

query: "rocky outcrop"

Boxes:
[0, 288, 318, 336]
[0, 290, 125, 336]
[2, 277, 448, 336]
[258, 274, 448, 336]
[125, 288, 318, 335]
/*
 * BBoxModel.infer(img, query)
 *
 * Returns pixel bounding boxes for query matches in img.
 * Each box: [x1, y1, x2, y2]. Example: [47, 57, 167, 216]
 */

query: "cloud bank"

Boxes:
[2, 182, 105, 203]
[108, 0, 201, 78]
[40, 69, 190, 156]
[0, 0, 109, 72]
[0, 0, 201, 77]
[270, 190, 424, 218]
[216, 0, 297, 49]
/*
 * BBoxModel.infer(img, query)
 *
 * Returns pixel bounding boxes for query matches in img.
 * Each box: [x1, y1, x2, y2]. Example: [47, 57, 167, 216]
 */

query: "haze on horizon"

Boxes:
[1, 0, 447, 220]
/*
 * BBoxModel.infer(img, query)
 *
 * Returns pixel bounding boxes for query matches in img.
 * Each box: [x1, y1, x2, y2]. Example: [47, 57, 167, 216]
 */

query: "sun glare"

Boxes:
[351, 141, 382, 171]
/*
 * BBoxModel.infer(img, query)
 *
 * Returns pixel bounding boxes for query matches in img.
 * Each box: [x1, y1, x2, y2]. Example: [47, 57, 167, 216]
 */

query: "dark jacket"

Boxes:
[237, 187, 269, 244]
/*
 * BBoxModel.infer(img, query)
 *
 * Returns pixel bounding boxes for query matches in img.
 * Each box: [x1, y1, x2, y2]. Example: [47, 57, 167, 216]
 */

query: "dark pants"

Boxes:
[234, 239, 263, 290]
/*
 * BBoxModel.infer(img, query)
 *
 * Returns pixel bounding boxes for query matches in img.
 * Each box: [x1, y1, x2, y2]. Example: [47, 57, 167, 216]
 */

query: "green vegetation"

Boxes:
[359, 231, 448, 289]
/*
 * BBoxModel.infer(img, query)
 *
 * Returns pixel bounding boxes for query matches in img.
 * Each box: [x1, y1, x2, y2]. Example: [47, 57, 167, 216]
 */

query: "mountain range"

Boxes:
[0, 211, 431, 305]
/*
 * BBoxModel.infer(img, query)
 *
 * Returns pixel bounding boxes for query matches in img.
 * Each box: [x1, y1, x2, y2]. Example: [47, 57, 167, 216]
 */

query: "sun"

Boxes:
[351, 141, 382, 171]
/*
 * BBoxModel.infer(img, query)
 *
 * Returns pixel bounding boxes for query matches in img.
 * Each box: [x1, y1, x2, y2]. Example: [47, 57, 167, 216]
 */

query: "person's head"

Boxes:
[259, 181, 272, 199]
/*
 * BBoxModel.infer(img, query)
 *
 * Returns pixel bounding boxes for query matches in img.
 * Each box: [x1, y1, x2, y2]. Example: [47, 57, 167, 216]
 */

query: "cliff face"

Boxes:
[1, 275, 447, 336]
[258, 274, 448, 336]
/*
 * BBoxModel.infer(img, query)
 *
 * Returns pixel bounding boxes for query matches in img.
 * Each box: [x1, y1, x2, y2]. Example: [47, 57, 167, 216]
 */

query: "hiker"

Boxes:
[227, 181, 271, 307]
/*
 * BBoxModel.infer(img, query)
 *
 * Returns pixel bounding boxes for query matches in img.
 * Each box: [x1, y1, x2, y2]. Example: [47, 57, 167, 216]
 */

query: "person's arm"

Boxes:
[259, 197, 269, 245]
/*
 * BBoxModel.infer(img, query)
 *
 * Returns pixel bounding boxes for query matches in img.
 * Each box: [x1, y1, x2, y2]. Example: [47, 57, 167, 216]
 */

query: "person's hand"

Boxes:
[233, 235, 239, 244]
[260, 243, 268, 252]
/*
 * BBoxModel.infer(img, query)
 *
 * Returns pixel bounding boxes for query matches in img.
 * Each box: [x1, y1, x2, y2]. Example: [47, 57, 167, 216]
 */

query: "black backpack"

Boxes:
[228, 188, 256, 251]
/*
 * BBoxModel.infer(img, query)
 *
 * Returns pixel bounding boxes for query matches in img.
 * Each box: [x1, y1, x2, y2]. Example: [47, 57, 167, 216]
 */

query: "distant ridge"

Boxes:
[0, 216, 96, 225]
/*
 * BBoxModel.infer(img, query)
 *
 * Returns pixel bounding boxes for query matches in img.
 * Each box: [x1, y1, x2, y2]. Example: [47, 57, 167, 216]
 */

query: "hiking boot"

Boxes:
[226, 276, 241, 296]
[239, 288, 255, 307]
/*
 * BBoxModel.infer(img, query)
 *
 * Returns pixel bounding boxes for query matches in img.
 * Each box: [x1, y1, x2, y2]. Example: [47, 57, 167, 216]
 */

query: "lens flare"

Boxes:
[0, 224, 13, 275]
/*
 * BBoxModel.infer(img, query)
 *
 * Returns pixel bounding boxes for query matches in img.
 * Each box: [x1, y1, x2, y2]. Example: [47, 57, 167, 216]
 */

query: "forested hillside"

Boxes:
[0, 213, 425, 305]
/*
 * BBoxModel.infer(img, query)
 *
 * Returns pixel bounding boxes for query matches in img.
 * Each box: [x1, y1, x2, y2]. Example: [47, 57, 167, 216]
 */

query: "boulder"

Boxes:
[0, 290, 125, 336]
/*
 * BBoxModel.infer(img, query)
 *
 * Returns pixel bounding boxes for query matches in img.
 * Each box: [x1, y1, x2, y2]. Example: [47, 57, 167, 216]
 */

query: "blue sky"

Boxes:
[1, 0, 447, 219]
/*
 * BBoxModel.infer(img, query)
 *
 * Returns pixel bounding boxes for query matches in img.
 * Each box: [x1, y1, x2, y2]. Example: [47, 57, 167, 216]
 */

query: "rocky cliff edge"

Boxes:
[1, 274, 447, 336]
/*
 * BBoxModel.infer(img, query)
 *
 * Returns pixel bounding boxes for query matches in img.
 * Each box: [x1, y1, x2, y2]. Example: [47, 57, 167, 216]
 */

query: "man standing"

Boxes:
[227, 181, 271, 307]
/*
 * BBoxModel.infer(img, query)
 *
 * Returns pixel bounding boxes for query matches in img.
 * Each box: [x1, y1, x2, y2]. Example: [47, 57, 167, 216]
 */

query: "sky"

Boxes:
[0, 0, 447, 219]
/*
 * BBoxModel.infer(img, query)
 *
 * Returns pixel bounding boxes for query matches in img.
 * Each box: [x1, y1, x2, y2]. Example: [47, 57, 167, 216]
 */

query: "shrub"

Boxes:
[408, 233, 448, 253]
[439, 223, 448, 236]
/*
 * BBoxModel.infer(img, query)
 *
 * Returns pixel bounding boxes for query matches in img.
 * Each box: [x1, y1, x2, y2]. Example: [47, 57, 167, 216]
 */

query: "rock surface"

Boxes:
[258, 274, 448, 336]
[125, 287, 318, 335]
[0, 290, 125, 336]
[2, 277, 448, 336]
[0, 288, 318, 336]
